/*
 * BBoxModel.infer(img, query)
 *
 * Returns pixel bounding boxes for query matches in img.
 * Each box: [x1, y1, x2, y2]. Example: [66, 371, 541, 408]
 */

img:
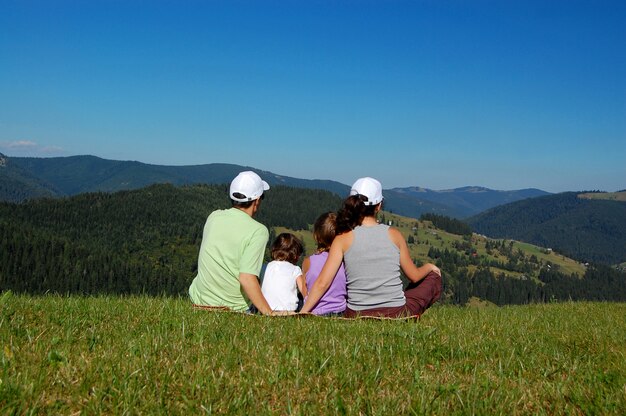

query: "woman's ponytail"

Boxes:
[337, 194, 370, 233]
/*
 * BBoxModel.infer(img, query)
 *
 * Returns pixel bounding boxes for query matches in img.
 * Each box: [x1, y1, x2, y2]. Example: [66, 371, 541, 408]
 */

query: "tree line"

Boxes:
[441, 263, 626, 306]
[420, 213, 472, 236]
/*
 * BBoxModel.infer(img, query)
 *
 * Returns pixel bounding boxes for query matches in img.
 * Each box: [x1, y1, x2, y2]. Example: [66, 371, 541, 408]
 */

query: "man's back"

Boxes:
[189, 208, 269, 311]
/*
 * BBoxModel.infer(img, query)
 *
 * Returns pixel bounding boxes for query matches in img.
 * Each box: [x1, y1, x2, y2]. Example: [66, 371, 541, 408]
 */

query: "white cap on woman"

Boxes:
[350, 177, 383, 205]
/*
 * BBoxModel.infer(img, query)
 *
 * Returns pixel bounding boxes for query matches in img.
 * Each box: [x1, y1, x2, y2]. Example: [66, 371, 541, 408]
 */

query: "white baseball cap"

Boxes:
[229, 171, 270, 202]
[350, 177, 383, 206]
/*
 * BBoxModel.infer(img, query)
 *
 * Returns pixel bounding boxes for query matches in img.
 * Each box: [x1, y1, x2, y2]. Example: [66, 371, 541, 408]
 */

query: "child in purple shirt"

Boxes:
[302, 212, 347, 316]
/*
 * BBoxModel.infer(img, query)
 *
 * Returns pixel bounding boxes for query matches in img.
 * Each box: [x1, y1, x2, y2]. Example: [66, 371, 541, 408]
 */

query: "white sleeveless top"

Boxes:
[261, 260, 302, 311]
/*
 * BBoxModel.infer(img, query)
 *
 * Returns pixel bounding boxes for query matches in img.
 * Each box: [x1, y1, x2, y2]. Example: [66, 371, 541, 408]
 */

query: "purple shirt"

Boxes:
[305, 252, 347, 315]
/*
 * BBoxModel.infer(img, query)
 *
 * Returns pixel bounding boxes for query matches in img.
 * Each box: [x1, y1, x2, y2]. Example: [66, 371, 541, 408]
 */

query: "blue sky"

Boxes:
[1, 0, 624, 193]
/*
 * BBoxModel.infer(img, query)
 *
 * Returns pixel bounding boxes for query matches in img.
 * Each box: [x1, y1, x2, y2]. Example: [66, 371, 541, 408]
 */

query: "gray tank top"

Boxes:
[344, 224, 406, 310]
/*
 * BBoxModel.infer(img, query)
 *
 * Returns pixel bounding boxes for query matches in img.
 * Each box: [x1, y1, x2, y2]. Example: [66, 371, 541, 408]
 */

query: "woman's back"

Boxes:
[344, 224, 405, 310]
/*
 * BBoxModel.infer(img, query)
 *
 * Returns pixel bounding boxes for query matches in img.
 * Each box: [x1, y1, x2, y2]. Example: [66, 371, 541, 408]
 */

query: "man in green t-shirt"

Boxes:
[189, 171, 273, 314]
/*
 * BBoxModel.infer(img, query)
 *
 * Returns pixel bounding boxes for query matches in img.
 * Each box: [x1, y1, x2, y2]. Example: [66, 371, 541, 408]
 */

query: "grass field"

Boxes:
[1, 293, 624, 415]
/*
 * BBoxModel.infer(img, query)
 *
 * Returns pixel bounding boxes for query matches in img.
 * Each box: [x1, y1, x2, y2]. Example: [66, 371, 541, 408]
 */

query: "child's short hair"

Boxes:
[271, 233, 303, 264]
[313, 212, 338, 252]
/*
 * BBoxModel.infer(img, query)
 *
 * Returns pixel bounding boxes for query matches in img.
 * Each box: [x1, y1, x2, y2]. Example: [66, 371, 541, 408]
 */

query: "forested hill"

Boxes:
[467, 192, 626, 265]
[0, 153, 59, 202]
[0, 183, 342, 295]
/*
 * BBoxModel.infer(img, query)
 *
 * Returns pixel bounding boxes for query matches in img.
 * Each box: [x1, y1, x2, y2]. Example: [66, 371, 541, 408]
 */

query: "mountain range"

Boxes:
[0, 153, 549, 218]
[390, 186, 550, 217]
[2, 152, 625, 266]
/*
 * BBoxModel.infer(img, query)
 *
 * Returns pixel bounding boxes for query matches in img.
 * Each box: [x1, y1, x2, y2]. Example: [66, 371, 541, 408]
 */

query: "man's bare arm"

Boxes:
[239, 273, 273, 315]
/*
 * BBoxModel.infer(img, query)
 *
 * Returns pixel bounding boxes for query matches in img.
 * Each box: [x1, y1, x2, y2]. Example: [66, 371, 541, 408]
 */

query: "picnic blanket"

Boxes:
[192, 304, 421, 321]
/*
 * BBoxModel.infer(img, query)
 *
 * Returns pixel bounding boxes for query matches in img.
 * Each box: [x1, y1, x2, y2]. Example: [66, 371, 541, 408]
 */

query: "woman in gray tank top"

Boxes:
[300, 177, 442, 318]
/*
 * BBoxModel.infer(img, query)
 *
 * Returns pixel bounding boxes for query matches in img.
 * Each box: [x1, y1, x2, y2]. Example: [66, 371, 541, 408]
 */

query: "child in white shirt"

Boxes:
[262, 233, 307, 312]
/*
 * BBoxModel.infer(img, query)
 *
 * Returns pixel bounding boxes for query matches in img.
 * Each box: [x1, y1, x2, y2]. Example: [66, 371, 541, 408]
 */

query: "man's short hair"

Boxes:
[231, 192, 264, 208]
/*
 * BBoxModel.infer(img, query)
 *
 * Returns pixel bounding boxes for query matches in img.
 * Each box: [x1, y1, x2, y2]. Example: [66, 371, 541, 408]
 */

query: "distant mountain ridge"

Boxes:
[391, 185, 551, 217]
[2, 153, 548, 218]
[3, 153, 350, 197]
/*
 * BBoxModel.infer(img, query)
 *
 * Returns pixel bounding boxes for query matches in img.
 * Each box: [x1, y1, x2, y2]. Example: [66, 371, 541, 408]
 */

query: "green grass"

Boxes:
[1, 293, 625, 415]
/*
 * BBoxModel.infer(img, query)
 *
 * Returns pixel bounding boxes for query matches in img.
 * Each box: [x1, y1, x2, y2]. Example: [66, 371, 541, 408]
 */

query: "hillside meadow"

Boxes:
[383, 212, 586, 277]
[1, 293, 624, 415]
[277, 211, 585, 278]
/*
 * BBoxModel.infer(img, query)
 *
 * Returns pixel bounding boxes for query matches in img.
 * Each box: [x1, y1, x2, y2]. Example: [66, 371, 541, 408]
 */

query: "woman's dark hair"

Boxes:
[271, 233, 303, 264]
[313, 212, 338, 252]
[336, 194, 379, 233]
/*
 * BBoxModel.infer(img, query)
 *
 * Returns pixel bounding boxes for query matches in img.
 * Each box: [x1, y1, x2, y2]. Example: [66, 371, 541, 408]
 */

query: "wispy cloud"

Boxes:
[0, 140, 65, 156]
[3, 140, 37, 149]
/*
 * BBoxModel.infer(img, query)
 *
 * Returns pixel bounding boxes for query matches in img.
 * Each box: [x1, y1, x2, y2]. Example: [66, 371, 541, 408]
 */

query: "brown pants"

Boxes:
[344, 271, 442, 318]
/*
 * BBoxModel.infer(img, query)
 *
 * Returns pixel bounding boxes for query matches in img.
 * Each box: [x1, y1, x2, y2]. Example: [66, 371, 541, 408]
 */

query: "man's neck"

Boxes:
[234, 201, 259, 217]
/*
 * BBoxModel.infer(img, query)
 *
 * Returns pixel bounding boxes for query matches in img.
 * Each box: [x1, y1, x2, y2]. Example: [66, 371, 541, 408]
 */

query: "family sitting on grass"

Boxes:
[188, 171, 442, 318]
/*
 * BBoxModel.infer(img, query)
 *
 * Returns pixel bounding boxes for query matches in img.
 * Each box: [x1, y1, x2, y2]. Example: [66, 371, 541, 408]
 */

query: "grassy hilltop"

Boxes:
[579, 191, 626, 202]
[1, 294, 624, 414]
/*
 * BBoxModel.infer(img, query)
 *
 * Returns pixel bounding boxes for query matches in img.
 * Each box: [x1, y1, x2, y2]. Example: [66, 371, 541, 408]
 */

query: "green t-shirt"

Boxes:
[189, 208, 269, 311]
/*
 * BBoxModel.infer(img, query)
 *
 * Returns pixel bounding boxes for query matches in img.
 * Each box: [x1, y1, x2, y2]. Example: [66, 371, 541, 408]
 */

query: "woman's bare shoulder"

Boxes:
[387, 226, 405, 246]
[387, 226, 403, 238]
[334, 230, 354, 250]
